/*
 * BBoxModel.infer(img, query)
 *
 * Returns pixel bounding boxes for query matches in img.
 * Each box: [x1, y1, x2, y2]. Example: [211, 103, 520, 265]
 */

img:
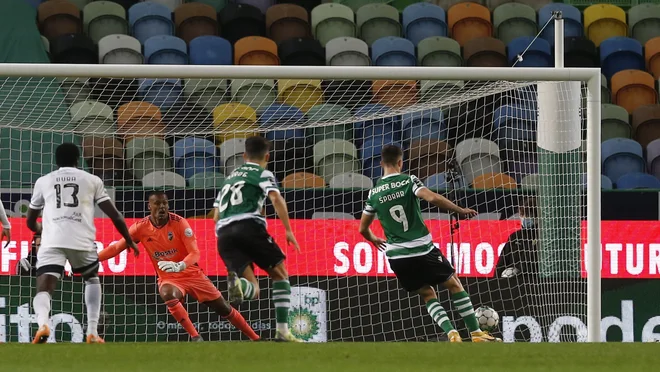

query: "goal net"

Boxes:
[0, 66, 597, 343]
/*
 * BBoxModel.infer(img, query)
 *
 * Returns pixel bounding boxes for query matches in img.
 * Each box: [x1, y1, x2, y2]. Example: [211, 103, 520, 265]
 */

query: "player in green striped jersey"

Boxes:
[359, 145, 501, 342]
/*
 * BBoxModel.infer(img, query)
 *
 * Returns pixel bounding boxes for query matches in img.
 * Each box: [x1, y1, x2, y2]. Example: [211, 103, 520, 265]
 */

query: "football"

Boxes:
[475, 306, 499, 332]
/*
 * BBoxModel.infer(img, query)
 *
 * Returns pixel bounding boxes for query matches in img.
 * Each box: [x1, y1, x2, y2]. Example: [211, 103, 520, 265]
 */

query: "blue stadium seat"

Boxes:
[538, 4, 582, 45]
[173, 137, 219, 179]
[139, 78, 184, 110]
[129, 2, 174, 44]
[600, 37, 645, 79]
[259, 103, 306, 141]
[361, 137, 400, 181]
[144, 35, 188, 64]
[353, 104, 401, 147]
[371, 37, 416, 66]
[616, 172, 660, 189]
[601, 174, 614, 190]
[493, 104, 538, 143]
[402, 3, 447, 46]
[601, 138, 646, 182]
[189, 36, 232, 65]
[425, 172, 465, 190]
[402, 108, 446, 144]
[508, 37, 552, 67]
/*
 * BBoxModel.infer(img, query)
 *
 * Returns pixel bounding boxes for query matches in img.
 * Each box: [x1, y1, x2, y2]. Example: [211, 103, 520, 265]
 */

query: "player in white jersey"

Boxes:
[26, 143, 138, 344]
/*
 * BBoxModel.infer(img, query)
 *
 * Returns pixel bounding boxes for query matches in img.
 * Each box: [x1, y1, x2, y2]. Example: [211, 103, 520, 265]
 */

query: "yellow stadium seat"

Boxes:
[584, 4, 627, 46]
[277, 79, 324, 112]
[212, 103, 259, 143]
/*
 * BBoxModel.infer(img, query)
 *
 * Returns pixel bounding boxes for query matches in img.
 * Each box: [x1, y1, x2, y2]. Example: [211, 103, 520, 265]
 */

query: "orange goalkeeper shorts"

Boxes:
[159, 272, 223, 303]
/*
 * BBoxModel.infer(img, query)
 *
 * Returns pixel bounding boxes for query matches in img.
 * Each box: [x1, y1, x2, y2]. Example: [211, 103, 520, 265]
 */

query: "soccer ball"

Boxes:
[475, 306, 499, 332]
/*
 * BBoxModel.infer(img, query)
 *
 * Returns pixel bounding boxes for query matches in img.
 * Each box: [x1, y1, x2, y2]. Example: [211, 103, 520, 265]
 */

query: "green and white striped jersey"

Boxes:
[363, 173, 434, 259]
[214, 162, 279, 230]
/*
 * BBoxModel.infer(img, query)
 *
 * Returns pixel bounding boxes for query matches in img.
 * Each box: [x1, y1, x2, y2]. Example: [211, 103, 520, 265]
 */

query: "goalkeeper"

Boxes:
[98, 191, 259, 341]
[359, 145, 501, 342]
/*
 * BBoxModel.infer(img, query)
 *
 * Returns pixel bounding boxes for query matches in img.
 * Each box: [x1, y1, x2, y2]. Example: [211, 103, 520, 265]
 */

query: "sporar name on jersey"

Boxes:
[379, 190, 405, 204]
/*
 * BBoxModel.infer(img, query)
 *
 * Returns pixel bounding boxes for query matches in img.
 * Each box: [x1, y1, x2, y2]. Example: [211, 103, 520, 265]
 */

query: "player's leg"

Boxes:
[217, 222, 259, 306]
[32, 248, 66, 344]
[441, 275, 501, 342]
[159, 283, 201, 341]
[69, 249, 104, 343]
[264, 263, 300, 342]
[416, 285, 462, 342]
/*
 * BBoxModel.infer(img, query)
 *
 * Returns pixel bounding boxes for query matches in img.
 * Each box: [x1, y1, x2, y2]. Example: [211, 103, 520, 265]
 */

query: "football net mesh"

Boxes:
[0, 73, 587, 343]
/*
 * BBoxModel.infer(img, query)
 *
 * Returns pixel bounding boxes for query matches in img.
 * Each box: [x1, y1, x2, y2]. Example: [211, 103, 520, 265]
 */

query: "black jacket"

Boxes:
[496, 227, 539, 278]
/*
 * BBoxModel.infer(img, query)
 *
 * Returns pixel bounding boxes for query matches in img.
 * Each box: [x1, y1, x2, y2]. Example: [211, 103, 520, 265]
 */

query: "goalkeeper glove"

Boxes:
[157, 261, 187, 273]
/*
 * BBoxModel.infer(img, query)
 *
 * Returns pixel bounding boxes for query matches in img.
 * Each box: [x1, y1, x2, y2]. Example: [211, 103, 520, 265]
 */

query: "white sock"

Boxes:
[85, 277, 102, 336]
[33, 292, 51, 328]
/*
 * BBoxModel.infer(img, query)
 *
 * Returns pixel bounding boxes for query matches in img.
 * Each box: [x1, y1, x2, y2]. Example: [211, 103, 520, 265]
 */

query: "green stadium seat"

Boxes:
[306, 104, 354, 143]
[493, 3, 537, 45]
[628, 3, 660, 44]
[602, 104, 632, 141]
[336, 0, 389, 13]
[313, 139, 360, 182]
[311, 3, 356, 47]
[188, 172, 226, 189]
[417, 36, 462, 67]
[356, 3, 401, 46]
[83, 1, 129, 44]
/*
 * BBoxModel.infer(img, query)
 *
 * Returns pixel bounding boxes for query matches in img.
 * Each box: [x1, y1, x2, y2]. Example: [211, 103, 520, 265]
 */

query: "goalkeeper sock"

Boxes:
[240, 278, 257, 300]
[272, 280, 291, 334]
[425, 299, 455, 334]
[223, 308, 260, 341]
[33, 291, 51, 328]
[165, 299, 199, 338]
[84, 277, 102, 336]
[451, 291, 480, 332]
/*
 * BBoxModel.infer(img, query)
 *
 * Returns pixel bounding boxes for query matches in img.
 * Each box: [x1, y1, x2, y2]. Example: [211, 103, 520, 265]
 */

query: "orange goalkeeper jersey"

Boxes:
[100, 213, 202, 279]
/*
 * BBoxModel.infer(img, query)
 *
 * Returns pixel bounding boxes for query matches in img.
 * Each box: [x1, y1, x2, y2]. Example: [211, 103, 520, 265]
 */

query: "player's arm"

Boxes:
[412, 176, 477, 218]
[262, 170, 300, 252]
[0, 200, 11, 248]
[359, 212, 386, 250]
[94, 178, 139, 256]
[26, 178, 44, 235]
[157, 218, 200, 273]
[98, 223, 141, 261]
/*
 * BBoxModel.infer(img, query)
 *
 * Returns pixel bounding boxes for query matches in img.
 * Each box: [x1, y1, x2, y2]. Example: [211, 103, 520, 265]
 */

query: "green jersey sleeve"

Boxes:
[259, 169, 280, 195]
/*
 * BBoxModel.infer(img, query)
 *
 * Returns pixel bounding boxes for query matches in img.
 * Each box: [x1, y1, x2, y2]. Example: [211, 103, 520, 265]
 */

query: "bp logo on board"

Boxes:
[287, 286, 327, 342]
[288, 307, 320, 341]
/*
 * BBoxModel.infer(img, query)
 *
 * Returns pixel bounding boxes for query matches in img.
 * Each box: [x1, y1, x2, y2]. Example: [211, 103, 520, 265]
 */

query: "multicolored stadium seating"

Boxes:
[5, 0, 660, 191]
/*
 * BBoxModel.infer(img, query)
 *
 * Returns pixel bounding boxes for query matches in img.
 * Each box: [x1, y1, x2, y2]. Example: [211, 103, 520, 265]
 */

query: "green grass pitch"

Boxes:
[0, 343, 656, 372]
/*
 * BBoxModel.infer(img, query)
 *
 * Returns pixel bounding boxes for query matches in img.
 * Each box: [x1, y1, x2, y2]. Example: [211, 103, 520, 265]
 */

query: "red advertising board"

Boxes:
[1, 218, 659, 278]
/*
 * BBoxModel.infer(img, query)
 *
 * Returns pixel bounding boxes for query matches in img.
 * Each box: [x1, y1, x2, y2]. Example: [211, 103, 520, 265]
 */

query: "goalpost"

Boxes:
[0, 53, 601, 342]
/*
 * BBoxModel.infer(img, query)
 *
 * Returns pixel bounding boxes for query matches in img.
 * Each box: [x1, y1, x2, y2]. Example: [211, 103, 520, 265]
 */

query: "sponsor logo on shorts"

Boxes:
[184, 228, 193, 238]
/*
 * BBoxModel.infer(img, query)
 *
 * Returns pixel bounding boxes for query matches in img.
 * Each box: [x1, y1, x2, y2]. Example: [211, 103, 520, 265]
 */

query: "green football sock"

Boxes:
[240, 278, 257, 300]
[272, 280, 291, 333]
[451, 291, 480, 332]
[425, 299, 455, 334]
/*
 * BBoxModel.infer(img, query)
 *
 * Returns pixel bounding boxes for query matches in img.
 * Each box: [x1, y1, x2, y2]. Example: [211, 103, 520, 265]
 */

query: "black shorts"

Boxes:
[216, 219, 286, 275]
[388, 249, 455, 292]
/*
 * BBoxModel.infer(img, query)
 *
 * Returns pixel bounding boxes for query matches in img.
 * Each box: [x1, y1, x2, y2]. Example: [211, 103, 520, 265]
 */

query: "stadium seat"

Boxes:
[402, 109, 446, 144]
[645, 37, 660, 79]
[212, 103, 258, 143]
[493, 3, 536, 45]
[601, 138, 645, 182]
[471, 172, 517, 190]
[353, 104, 399, 146]
[311, 3, 356, 47]
[281, 172, 326, 189]
[425, 172, 465, 190]
[305, 104, 354, 143]
[402, 2, 447, 46]
[173, 137, 219, 179]
[269, 137, 311, 181]
[219, 138, 246, 175]
[194, 0, 227, 12]
[326, 37, 371, 66]
[25, 0, 45, 9]
[328, 172, 373, 189]
[417, 36, 461, 67]
[507, 36, 552, 67]
[231, 79, 277, 110]
[500, 139, 537, 183]
[220, 3, 265, 44]
[58, 78, 89, 104]
[190, 35, 232, 65]
[87, 77, 138, 108]
[42, 35, 51, 57]
[600, 37, 644, 79]
[564, 37, 597, 67]
[126, 137, 172, 179]
[113, 0, 138, 11]
[407, 139, 451, 180]
[611, 70, 657, 114]
[418, 80, 464, 104]
[150, 0, 182, 11]
[83, 1, 128, 44]
[266, 4, 310, 44]
[163, 102, 214, 133]
[51, 33, 97, 63]
[128, 2, 174, 44]
[234, 0, 273, 14]
[632, 104, 660, 148]
[314, 139, 360, 182]
[138, 78, 183, 110]
[38, 0, 82, 40]
[602, 73, 611, 104]
[310, 212, 356, 220]
[602, 104, 632, 141]
[538, 3, 582, 45]
[463, 37, 507, 67]
[616, 172, 660, 189]
[447, 2, 491, 46]
[356, 3, 401, 46]
[455, 138, 502, 185]
[372, 79, 418, 109]
[321, 79, 373, 107]
[280, 0, 319, 13]
[234, 36, 279, 65]
[278, 37, 325, 66]
[174, 2, 218, 43]
[493, 104, 538, 143]
[259, 103, 306, 141]
[142, 171, 186, 187]
[361, 137, 399, 181]
[371, 36, 415, 67]
[628, 4, 660, 45]
[98, 34, 143, 64]
[81, 136, 125, 182]
[584, 4, 627, 47]
[646, 138, 660, 178]
[520, 173, 539, 191]
[143, 35, 187, 65]
[116, 101, 165, 140]
[70, 100, 115, 134]
[68, 0, 92, 10]
[599, 174, 614, 190]
[188, 171, 226, 189]
[184, 78, 229, 113]
[277, 79, 323, 112]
